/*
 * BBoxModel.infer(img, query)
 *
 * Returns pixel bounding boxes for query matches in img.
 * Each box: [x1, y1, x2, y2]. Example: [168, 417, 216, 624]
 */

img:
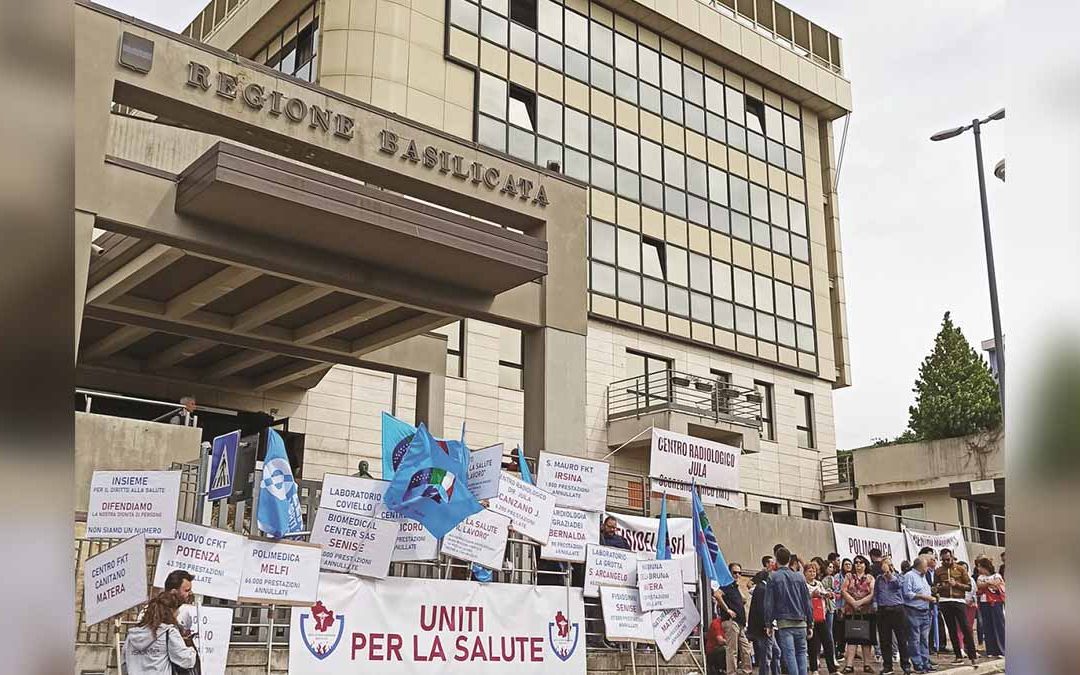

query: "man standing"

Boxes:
[868, 547, 885, 577]
[764, 547, 813, 675]
[903, 556, 938, 674]
[600, 515, 631, 550]
[589, 516, 631, 647]
[167, 396, 198, 426]
[934, 548, 978, 666]
[162, 569, 197, 639]
[714, 562, 753, 674]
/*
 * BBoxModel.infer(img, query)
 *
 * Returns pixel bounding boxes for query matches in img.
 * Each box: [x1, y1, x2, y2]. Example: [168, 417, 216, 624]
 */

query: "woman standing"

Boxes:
[805, 561, 838, 675]
[873, 556, 911, 675]
[975, 557, 1006, 657]
[820, 559, 840, 666]
[840, 555, 876, 674]
[833, 558, 852, 661]
[123, 592, 198, 674]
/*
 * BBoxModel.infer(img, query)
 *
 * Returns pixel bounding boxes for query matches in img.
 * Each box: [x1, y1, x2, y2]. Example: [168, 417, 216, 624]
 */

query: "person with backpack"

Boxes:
[122, 592, 198, 674]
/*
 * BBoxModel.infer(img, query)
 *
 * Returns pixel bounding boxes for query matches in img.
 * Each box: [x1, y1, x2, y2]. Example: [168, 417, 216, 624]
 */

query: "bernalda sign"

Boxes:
[184, 62, 550, 208]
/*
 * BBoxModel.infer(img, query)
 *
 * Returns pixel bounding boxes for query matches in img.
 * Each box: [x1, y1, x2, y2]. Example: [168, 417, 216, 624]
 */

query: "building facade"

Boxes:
[78, 0, 852, 510]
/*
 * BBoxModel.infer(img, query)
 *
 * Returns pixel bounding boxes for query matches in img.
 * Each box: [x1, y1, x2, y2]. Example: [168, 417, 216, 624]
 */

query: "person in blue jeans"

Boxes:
[902, 555, 938, 674]
[748, 568, 781, 675]
[764, 547, 814, 675]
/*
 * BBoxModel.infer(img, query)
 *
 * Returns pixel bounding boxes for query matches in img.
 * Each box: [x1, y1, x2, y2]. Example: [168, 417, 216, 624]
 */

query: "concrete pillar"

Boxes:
[75, 211, 95, 361]
[522, 326, 586, 458]
[415, 373, 446, 437]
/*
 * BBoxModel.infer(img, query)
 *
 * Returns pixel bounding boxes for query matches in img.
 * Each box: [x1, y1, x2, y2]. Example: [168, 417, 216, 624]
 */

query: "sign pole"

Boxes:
[697, 562, 707, 672]
[113, 618, 124, 675]
[265, 604, 276, 675]
[629, 641, 638, 675]
[196, 442, 211, 525]
[654, 645, 660, 674]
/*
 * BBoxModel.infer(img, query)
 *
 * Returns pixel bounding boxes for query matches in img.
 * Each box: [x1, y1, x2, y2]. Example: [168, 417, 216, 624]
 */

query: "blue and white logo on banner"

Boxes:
[207, 430, 240, 501]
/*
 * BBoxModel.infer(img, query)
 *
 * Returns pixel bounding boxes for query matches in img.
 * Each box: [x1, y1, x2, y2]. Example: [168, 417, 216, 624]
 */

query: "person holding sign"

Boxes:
[123, 592, 198, 675]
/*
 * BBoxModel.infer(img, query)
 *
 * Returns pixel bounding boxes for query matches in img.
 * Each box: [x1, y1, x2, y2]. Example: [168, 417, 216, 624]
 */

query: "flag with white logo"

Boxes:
[257, 429, 304, 538]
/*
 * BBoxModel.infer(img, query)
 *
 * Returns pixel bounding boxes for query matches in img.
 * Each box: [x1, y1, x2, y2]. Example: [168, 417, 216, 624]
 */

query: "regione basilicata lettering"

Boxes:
[184, 61, 550, 209]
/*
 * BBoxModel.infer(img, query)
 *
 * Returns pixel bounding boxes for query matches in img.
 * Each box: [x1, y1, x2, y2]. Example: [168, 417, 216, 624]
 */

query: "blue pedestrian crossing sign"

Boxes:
[208, 430, 241, 501]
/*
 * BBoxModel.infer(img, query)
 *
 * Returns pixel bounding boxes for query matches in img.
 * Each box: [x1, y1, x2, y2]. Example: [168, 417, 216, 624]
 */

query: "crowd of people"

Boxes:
[707, 545, 1005, 675]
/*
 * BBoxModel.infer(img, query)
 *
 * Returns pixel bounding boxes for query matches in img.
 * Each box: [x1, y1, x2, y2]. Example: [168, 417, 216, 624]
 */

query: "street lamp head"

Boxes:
[994, 159, 1005, 182]
[930, 126, 968, 142]
[987, 108, 1005, 121]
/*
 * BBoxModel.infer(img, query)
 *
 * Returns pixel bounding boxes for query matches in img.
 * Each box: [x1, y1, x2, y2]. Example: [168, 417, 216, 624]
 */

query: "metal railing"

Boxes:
[607, 370, 762, 429]
[819, 452, 854, 490]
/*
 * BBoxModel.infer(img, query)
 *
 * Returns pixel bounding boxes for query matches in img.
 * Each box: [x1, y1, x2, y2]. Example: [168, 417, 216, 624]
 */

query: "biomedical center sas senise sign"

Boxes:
[183, 62, 550, 208]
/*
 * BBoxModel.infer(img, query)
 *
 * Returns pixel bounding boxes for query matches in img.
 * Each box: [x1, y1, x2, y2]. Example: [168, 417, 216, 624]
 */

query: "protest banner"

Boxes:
[196, 605, 233, 675]
[309, 508, 397, 578]
[289, 573, 586, 674]
[238, 539, 322, 605]
[607, 512, 696, 588]
[583, 543, 638, 597]
[652, 591, 700, 661]
[535, 452, 610, 513]
[467, 444, 504, 500]
[153, 522, 245, 601]
[319, 474, 439, 561]
[441, 508, 510, 570]
[86, 470, 182, 539]
[490, 472, 555, 544]
[637, 559, 683, 611]
[903, 526, 971, 564]
[599, 586, 654, 642]
[649, 429, 742, 509]
[832, 522, 907, 561]
[540, 507, 600, 563]
[84, 534, 147, 626]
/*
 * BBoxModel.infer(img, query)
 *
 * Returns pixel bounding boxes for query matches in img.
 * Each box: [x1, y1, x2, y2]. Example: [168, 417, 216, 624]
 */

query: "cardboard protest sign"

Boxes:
[583, 543, 638, 597]
[536, 452, 610, 513]
[196, 605, 233, 675]
[541, 507, 601, 562]
[238, 539, 322, 605]
[599, 586, 654, 642]
[84, 534, 148, 626]
[441, 508, 510, 570]
[637, 559, 683, 611]
[309, 508, 397, 578]
[649, 429, 741, 508]
[467, 444, 504, 500]
[319, 474, 439, 562]
[154, 522, 245, 600]
[607, 512, 696, 589]
[652, 591, 700, 661]
[86, 470, 181, 539]
[490, 472, 555, 544]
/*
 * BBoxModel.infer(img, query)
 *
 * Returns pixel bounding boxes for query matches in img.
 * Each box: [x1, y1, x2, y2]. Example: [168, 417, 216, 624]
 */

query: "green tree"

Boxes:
[906, 312, 1001, 440]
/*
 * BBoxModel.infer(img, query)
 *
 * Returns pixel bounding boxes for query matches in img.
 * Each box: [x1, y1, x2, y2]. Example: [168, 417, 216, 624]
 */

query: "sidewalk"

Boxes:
[931, 657, 1005, 674]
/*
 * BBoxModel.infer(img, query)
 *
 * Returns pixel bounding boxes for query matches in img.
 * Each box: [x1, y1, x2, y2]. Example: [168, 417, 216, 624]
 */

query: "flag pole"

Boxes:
[629, 641, 638, 675]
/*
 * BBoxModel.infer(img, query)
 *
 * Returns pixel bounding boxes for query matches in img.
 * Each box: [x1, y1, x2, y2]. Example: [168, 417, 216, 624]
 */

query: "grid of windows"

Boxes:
[451, 0, 818, 359]
[252, 2, 319, 82]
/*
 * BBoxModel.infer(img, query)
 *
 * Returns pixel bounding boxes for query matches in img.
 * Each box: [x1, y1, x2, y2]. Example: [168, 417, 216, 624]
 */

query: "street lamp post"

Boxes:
[930, 108, 1006, 415]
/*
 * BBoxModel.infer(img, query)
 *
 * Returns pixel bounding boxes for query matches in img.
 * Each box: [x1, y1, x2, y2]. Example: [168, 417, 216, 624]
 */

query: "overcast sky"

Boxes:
[99, 0, 1013, 450]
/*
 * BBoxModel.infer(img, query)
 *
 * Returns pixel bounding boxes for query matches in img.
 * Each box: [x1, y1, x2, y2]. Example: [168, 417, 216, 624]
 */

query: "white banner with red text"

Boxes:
[288, 573, 586, 674]
[832, 522, 907, 562]
[902, 526, 971, 565]
[607, 512, 696, 589]
[648, 429, 742, 509]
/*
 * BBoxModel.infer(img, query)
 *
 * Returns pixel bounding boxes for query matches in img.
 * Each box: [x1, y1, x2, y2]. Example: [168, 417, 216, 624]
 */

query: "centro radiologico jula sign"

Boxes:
[289, 573, 586, 674]
[183, 62, 551, 208]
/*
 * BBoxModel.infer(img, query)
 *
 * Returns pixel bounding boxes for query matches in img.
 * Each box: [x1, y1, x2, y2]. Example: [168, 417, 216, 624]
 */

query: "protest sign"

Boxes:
[903, 526, 971, 564]
[319, 475, 438, 561]
[196, 605, 233, 675]
[637, 559, 683, 611]
[86, 470, 182, 539]
[535, 452, 610, 513]
[649, 429, 742, 508]
[540, 507, 600, 563]
[238, 539, 322, 605]
[832, 522, 907, 561]
[607, 512, 696, 588]
[84, 534, 147, 626]
[310, 508, 397, 578]
[441, 508, 510, 570]
[652, 591, 700, 661]
[467, 444, 504, 500]
[289, 573, 586, 674]
[599, 586, 654, 642]
[490, 472, 555, 544]
[153, 522, 245, 601]
[583, 543, 638, 597]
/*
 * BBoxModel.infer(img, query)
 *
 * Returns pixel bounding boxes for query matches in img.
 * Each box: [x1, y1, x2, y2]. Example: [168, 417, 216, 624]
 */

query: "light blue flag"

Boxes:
[257, 429, 304, 539]
[384, 423, 483, 539]
[381, 412, 416, 480]
[691, 482, 734, 589]
[656, 493, 672, 560]
[471, 563, 493, 583]
[516, 445, 533, 484]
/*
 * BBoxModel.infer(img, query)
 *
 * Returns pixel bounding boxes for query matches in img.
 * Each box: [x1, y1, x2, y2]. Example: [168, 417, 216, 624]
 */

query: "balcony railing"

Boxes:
[820, 452, 855, 490]
[606, 369, 762, 430]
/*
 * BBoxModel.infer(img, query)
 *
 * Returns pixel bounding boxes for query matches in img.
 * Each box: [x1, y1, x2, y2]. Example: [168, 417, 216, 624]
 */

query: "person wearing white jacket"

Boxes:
[122, 592, 197, 674]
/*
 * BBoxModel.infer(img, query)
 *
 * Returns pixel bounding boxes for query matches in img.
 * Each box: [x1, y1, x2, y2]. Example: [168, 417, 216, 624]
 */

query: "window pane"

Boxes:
[730, 176, 749, 214]
[754, 274, 774, 312]
[616, 128, 638, 170]
[772, 228, 790, 256]
[787, 148, 803, 176]
[564, 9, 587, 52]
[710, 204, 730, 233]
[508, 94, 534, 130]
[642, 239, 664, 278]
[767, 139, 786, 169]
[565, 47, 588, 81]
[591, 21, 612, 63]
[510, 23, 535, 57]
[714, 299, 734, 329]
[592, 118, 615, 161]
[707, 112, 726, 142]
[478, 115, 506, 151]
[775, 281, 794, 318]
[666, 245, 687, 286]
[789, 200, 807, 235]
[663, 148, 685, 188]
[712, 260, 732, 299]
[731, 212, 751, 242]
[784, 114, 802, 150]
[735, 305, 755, 335]
[664, 186, 686, 218]
[745, 97, 766, 135]
[667, 285, 689, 316]
[451, 0, 479, 32]
[484, 0, 508, 16]
[565, 108, 589, 150]
[479, 74, 507, 118]
[591, 59, 614, 93]
[590, 219, 615, 263]
[643, 278, 665, 309]
[615, 71, 638, 103]
[708, 167, 728, 205]
[537, 96, 561, 140]
[752, 219, 770, 248]
[499, 325, 522, 363]
[684, 67, 704, 106]
[689, 252, 710, 292]
[750, 183, 768, 218]
[705, 76, 724, 110]
[538, 0, 561, 40]
[687, 196, 708, 226]
[616, 168, 639, 201]
[639, 45, 660, 85]
[661, 92, 683, 124]
[794, 287, 813, 324]
[757, 312, 776, 341]
[733, 267, 753, 307]
[537, 137, 561, 168]
[615, 33, 636, 74]
[538, 36, 562, 69]
[687, 158, 707, 197]
[499, 365, 522, 389]
[691, 292, 711, 323]
[797, 324, 816, 352]
[747, 132, 766, 161]
[618, 229, 640, 271]
[641, 178, 663, 210]
[777, 318, 796, 347]
[685, 105, 705, 134]
[640, 83, 661, 114]
[661, 55, 682, 95]
[481, 9, 507, 45]
[791, 235, 809, 262]
[766, 105, 783, 142]
[564, 148, 589, 182]
[727, 122, 746, 152]
[618, 270, 641, 302]
[626, 351, 645, 378]
[641, 139, 662, 180]
[591, 158, 615, 192]
[769, 192, 788, 228]
[508, 127, 534, 161]
[590, 261, 616, 295]
[725, 86, 744, 125]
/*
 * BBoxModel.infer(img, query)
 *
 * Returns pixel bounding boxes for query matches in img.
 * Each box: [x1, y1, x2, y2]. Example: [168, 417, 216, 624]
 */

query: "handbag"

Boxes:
[844, 615, 871, 641]
[812, 596, 826, 624]
[165, 626, 201, 675]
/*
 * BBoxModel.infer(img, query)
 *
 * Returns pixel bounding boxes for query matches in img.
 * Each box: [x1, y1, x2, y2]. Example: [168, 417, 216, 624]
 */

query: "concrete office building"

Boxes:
[76, 0, 852, 509]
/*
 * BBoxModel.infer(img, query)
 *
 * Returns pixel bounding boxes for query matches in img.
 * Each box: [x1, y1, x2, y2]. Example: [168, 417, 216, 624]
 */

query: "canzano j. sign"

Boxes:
[184, 61, 550, 208]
